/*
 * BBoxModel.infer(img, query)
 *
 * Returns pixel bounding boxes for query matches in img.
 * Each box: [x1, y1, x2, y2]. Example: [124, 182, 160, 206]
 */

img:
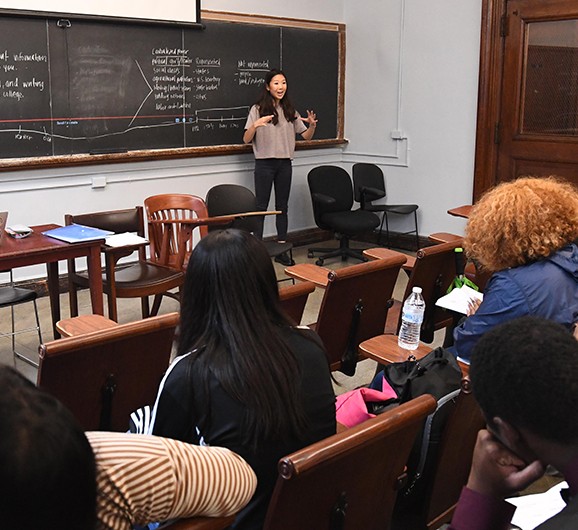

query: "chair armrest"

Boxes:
[360, 185, 385, 202]
[311, 192, 336, 207]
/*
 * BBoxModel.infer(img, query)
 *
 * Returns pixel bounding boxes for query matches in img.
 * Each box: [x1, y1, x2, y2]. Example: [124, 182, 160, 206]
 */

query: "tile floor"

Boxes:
[0, 239, 443, 391]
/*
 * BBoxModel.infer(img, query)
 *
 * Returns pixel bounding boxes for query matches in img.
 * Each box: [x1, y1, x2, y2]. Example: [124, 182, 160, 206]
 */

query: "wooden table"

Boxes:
[0, 224, 104, 338]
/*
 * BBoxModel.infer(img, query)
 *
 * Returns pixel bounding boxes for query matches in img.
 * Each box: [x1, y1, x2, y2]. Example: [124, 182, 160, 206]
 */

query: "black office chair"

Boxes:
[307, 166, 380, 266]
[206, 184, 294, 266]
[353, 163, 420, 250]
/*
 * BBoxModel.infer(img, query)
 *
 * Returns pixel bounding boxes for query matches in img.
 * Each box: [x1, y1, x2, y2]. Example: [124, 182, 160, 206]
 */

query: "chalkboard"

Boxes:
[0, 11, 345, 169]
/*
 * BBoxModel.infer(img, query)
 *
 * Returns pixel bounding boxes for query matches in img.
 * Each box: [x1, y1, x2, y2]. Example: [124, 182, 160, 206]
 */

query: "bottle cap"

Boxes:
[412, 286, 422, 294]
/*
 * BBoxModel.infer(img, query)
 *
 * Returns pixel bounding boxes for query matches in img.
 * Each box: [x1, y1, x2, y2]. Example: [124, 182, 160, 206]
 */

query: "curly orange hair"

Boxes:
[464, 177, 578, 272]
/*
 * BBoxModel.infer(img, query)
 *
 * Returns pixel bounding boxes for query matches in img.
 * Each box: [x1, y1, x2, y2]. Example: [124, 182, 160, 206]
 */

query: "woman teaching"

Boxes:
[243, 68, 318, 265]
[149, 229, 336, 529]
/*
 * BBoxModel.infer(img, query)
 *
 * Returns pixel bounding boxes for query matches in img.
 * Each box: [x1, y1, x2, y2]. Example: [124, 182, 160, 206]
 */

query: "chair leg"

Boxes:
[383, 213, 391, 248]
[11, 304, 16, 367]
[34, 299, 43, 346]
[12, 299, 42, 368]
[376, 212, 387, 246]
[107, 292, 118, 322]
[308, 236, 367, 265]
[149, 295, 163, 317]
[413, 210, 419, 251]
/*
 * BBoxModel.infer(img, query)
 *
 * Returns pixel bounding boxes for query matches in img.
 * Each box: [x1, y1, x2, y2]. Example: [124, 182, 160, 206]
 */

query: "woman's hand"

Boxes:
[254, 115, 274, 128]
[300, 110, 318, 127]
[467, 297, 482, 316]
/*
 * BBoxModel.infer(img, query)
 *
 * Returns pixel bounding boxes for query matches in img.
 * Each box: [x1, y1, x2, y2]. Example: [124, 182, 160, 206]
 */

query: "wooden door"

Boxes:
[497, 0, 578, 185]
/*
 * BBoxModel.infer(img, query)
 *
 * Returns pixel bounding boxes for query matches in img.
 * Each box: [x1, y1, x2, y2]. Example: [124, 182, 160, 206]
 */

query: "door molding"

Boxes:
[473, 0, 507, 201]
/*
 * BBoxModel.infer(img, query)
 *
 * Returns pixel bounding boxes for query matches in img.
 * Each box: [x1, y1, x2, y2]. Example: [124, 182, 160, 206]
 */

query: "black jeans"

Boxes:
[253, 158, 292, 240]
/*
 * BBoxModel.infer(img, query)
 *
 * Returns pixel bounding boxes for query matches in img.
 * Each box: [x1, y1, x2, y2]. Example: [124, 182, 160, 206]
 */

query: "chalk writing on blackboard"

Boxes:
[0, 13, 343, 167]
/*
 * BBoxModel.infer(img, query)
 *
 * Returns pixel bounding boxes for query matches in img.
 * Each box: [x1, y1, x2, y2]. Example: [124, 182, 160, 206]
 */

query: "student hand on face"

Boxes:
[300, 110, 318, 126]
[466, 429, 545, 499]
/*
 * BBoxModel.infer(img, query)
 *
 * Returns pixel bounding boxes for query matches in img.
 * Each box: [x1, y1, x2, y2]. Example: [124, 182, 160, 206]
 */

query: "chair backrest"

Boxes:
[65, 207, 148, 278]
[308, 166, 354, 229]
[352, 163, 386, 204]
[206, 184, 260, 233]
[423, 379, 485, 529]
[263, 394, 437, 530]
[401, 240, 463, 343]
[392, 378, 485, 529]
[315, 253, 407, 371]
[144, 194, 209, 270]
[278, 281, 316, 325]
[37, 312, 179, 432]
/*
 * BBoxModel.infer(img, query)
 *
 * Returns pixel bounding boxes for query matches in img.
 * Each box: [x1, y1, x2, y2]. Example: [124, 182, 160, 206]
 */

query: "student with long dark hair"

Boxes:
[243, 68, 317, 265]
[150, 229, 336, 529]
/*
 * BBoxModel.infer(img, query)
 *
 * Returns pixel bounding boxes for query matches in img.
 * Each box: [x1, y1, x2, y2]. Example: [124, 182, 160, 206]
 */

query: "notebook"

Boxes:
[42, 224, 114, 244]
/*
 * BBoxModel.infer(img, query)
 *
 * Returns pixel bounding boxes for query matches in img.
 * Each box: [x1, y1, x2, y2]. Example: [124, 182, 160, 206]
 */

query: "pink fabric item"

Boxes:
[335, 376, 398, 428]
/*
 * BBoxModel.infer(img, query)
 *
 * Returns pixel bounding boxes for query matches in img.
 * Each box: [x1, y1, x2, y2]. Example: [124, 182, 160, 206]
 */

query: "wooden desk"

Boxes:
[447, 205, 472, 219]
[0, 224, 104, 338]
[284, 263, 331, 288]
[363, 247, 415, 271]
[359, 334, 469, 375]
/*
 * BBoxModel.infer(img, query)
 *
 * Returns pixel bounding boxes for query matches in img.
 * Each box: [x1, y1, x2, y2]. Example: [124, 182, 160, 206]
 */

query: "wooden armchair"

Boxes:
[144, 194, 210, 272]
[164, 395, 436, 530]
[367, 240, 464, 345]
[37, 312, 178, 431]
[66, 207, 184, 321]
[392, 377, 485, 530]
[278, 281, 316, 325]
[263, 394, 437, 529]
[287, 251, 407, 373]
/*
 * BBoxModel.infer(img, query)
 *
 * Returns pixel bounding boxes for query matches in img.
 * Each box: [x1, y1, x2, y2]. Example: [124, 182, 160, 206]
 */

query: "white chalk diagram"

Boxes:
[0, 57, 252, 144]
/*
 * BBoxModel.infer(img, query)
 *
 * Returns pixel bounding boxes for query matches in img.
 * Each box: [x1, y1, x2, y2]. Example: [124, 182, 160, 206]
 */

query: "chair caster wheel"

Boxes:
[307, 251, 314, 258]
[316, 259, 324, 266]
[341, 255, 347, 261]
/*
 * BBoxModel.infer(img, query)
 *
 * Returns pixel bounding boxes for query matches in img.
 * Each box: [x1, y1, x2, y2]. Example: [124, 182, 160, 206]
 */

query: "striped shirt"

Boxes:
[86, 432, 257, 530]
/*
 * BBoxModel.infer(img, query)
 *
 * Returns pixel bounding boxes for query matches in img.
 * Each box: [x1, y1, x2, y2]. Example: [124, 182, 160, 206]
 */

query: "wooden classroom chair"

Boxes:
[365, 240, 463, 345]
[391, 378, 485, 530]
[168, 395, 437, 530]
[37, 312, 178, 432]
[66, 206, 184, 322]
[278, 281, 316, 325]
[287, 251, 407, 373]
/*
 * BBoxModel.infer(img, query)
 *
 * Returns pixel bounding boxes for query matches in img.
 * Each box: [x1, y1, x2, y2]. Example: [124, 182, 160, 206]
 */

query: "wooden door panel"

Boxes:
[496, 0, 578, 186]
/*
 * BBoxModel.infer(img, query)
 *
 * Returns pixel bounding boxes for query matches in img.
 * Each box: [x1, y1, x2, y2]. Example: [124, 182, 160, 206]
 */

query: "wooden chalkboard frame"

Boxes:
[0, 10, 346, 171]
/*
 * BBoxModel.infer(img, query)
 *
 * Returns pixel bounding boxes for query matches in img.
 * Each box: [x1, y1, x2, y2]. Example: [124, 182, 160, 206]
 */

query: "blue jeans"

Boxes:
[254, 158, 292, 240]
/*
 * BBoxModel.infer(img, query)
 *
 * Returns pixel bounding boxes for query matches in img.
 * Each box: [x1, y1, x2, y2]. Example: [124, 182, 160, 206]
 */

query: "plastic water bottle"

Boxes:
[398, 286, 425, 350]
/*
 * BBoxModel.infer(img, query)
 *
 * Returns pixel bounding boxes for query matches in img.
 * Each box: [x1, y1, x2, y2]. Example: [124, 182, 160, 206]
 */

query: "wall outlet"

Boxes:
[91, 176, 107, 189]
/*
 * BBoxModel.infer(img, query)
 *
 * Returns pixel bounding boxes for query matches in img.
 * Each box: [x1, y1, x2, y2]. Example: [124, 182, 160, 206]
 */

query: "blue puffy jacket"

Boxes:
[451, 243, 578, 363]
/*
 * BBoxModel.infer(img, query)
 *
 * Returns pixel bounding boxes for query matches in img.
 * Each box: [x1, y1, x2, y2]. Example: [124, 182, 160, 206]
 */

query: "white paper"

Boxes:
[508, 481, 568, 530]
[435, 284, 483, 315]
[105, 232, 148, 248]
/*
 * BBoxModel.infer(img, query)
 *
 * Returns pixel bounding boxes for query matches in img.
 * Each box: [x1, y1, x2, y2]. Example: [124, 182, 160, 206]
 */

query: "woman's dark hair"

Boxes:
[255, 68, 297, 125]
[0, 366, 97, 530]
[178, 229, 308, 447]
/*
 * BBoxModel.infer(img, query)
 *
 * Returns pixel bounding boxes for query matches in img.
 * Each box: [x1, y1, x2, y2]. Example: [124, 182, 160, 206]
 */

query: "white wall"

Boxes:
[1, 0, 483, 279]
[342, 0, 482, 236]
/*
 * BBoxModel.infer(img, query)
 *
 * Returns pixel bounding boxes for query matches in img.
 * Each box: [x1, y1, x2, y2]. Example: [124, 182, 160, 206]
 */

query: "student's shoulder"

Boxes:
[286, 326, 326, 355]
